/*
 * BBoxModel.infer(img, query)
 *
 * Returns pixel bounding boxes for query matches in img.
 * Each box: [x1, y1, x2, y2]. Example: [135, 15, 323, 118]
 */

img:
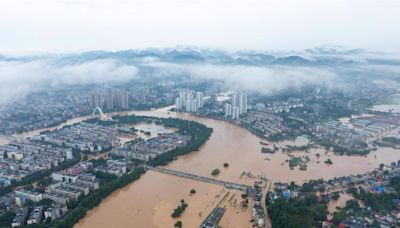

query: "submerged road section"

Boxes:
[145, 165, 251, 192]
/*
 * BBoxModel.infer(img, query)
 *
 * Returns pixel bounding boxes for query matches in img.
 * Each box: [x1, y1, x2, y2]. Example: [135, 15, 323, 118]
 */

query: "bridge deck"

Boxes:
[146, 166, 251, 192]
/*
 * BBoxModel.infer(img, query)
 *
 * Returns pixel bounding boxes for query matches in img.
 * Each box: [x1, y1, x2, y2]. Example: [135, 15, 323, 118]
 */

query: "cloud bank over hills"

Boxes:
[0, 46, 399, 105]
[0, 59, 138, 104]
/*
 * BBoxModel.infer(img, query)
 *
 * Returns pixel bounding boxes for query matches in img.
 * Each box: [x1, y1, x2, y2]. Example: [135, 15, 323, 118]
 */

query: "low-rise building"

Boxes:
[27, 206, 43, 225]
[11, 207, 29, 227]
[15, 190, 43, 206]
[42, 193, 69, 205]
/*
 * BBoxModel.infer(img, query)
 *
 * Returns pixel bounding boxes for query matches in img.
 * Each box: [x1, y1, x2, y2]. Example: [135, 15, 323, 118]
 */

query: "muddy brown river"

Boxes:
[2, 107, 399, 227]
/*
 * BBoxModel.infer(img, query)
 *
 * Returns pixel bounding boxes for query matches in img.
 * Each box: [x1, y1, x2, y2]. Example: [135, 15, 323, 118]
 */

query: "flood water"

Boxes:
[74, 107, 400, 228]
[371, 104, 400, 113]
[1, 107, 399, 227]
[133, 122, 176, 140]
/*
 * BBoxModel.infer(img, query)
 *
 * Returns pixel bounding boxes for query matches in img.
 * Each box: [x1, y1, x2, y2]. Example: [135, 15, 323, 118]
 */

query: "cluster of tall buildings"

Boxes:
[89, 90, 129, 110]
[175, 91, 204, 113]
[225, 92, 248, 119]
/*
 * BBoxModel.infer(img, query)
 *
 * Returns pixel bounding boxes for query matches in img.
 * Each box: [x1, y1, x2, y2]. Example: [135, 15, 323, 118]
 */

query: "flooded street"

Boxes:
[2, 107, 399, 227]
[327, 192, 354, 220]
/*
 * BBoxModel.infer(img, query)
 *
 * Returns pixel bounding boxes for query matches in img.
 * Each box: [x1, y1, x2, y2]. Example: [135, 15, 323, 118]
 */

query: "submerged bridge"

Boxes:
[145, 166, 251, 192]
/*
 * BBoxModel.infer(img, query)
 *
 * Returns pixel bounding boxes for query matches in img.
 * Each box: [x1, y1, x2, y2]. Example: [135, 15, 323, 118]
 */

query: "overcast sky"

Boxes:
[0, 0, 399, 54]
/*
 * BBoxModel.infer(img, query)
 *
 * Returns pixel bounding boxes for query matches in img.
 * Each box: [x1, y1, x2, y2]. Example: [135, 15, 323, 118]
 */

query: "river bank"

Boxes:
[2, 106, 399, 227]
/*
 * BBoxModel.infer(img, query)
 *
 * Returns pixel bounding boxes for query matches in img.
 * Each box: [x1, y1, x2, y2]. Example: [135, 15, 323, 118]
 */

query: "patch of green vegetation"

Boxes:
[174, 221, 183, 228]
[284, 144, 313, 153]
[267, 196, 327, 228]
[0, 211, 15, 227]
[211, 168, 220, 176]
[288, 156, 310, 171]
[324, 158, 333, 165]
[382, 137, 400, 144]
[171, 199, 188, 218]
[347, 186, 397, 213]
[312, 137, 370, 155]
[331, 192, 340, 200]
[261, 147, 275, 154]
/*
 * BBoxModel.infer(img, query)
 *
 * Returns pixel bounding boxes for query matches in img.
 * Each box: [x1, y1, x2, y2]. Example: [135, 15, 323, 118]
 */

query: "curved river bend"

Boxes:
[4, 107, 399, 228]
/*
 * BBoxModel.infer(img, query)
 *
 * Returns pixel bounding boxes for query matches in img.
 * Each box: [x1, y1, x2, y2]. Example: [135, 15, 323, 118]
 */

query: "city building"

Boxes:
[11, 207, 29, 227]
[105, 92, 115, 110]
[225, 92, 248, 119]
[224, 104, 232, 117]
[90, 90, 129, 110]
[232, 106, 240, 119]
[90, 93, 102, 109]
[196, 91, 204, 108]
[116, 91, 129, 109]
[42, 193, 69, 205]
[27, 206, 43, 225]
[175, 91, 204, 113]
[44, 206, 61, 221]
[15, 190, 43, 206]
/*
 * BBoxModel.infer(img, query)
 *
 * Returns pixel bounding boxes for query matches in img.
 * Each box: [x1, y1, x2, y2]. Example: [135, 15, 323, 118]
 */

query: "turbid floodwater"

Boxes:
[1, 106, 399, 227]
[74, 108, 400, 228]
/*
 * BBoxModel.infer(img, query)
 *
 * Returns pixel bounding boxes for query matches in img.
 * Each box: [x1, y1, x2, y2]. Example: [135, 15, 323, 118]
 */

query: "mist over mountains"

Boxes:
[0, 46, 399, 105]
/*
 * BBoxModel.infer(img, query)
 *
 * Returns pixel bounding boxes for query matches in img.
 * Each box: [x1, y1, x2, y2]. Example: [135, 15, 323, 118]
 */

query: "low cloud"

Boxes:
[146, 62, 337, 94]
[0, 58, 138, 104]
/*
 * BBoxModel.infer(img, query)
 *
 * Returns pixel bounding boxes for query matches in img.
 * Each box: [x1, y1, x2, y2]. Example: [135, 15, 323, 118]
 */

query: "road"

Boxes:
[146, 166, 252, 192]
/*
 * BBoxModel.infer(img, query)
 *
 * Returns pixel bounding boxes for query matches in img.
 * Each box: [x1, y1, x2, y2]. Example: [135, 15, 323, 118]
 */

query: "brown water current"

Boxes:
[74, 107, 400, 228]
[1, 107, 398, 227]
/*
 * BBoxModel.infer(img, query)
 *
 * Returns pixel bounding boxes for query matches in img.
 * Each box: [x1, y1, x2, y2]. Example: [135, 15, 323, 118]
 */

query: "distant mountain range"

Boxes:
[1, 46, 400, 67]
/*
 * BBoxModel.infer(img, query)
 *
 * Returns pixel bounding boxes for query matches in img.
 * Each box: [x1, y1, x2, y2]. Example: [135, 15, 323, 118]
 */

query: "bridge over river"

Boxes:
[145, 166, 252, 192]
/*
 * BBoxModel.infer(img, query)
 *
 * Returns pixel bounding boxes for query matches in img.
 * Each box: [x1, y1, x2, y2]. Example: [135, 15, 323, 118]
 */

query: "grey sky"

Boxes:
[0, 0, 399, 54]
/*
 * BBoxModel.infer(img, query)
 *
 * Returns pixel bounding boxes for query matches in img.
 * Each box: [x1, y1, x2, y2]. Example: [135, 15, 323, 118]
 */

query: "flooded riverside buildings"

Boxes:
[14, 170, 101, 208]
[33, 122, 119, 152]
[11, 165, 101, 226]
[241, 110, 286, 137]
[8, 157, 136, 227]
[315, 115, 400, 150]
[250, 181, 266, 227]
[93, 159, 133, 177]
[0, 141, 73, 183]
[12, 204, 67, 227]
[113, 133, 190, 161]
